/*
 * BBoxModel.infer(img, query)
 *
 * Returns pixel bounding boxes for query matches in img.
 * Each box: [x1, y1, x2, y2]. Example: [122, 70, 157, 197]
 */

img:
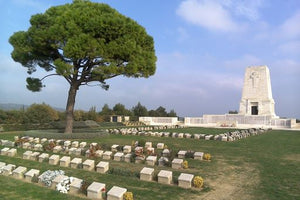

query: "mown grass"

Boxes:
[0, 128, 300, 200]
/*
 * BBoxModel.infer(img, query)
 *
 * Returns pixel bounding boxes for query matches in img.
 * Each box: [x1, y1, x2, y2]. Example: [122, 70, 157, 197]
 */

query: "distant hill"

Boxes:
[0, 103, 64, 111]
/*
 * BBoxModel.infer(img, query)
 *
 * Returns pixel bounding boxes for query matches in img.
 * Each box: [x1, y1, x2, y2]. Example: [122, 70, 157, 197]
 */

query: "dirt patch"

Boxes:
[186, 159, 260, 200]
[282, 154, 300, 162]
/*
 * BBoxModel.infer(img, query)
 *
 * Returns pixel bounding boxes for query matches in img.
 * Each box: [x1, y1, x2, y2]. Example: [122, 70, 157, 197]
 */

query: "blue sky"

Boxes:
[0, 0, 299, 118]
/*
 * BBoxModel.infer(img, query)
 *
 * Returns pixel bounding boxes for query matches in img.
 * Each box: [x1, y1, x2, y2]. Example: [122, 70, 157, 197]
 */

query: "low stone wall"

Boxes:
[185, 114, 296, 128]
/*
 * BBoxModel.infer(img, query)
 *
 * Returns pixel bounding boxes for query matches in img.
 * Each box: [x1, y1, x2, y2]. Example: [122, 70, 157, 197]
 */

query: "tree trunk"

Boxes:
[64, 84, 78, 134]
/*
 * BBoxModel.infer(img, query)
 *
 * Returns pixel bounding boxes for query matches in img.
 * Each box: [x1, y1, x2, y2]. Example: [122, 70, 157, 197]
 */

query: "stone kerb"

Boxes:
[12, 166, 27, 179]
[87, 181, 106, 200]
[178, 173, 194, 189]
[140, 167, 154, 181]
[96, 161, 109, 174]
[158, 170, 172, 184]
[107, 186, 127, 200]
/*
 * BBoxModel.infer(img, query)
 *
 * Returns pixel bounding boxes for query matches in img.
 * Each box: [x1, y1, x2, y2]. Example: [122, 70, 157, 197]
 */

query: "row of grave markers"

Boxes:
[0, 160, 128, 200]
[1, 147, 201, 192]
[106, 127, 269, 141]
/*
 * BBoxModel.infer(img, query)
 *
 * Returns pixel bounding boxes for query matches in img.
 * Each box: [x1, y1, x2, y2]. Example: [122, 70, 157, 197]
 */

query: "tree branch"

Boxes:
[40, 73, 60, 81]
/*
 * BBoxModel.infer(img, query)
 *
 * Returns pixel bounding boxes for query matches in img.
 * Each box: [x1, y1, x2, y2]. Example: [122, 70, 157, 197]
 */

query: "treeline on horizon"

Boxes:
[0, 102, 177, 124]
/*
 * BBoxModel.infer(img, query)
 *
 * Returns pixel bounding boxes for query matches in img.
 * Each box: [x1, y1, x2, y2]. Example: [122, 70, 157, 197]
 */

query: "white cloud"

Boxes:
[277, 41, 300, 56]
[227, 0, 264, 21]
[279, 10, 300, 39]
[223, 54, 262, 69]
[176, 0, 238, 32]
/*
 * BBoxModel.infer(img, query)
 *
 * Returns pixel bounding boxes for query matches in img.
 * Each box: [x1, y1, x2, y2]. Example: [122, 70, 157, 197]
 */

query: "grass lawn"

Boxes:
[0, 127, 299, 200]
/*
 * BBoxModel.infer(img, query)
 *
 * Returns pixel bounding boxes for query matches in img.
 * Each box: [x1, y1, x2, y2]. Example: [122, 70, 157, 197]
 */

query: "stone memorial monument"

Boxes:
[239, 66, 277, 117]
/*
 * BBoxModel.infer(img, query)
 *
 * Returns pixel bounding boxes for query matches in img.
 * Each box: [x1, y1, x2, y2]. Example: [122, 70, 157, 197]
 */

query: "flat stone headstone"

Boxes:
[49, 154, 60, 165]
[124, 153, 132, 163]
[34, 144, 43, 151]
[59, 156, 71, 167]
[162, 149, 170, 157]
[145, 142, 152, 148]
[194, 134, 200, 139]
[0, 147, 10, 155]
[68, 147, 77, 155]
[103, 151, 113, 160]
[107, 186, 127, 200]
[70, 158, 82, 169]
[96, 161, 109, 174]
[38, 153, 49, 163]
[24, 169, 40, 182]
[64, 140, 71, 147]
[12, 166, 27, 179]
[79, 142, 87, 148]
[140, 167, 154, 181]
[75, 148, 82, 156]
[69, 177, 83, 194]
[158, 170, 172, 184]
[172, 158, 183, 169]
[185, 133, 191, 138]
[2, 164, 16, 176]
[177, 150, 187, 159]
[111, 144, 119, 152]
[53, 146, 62, 153]
[157, 143, 164, 149]
[158, 157, 169, 166]
[123, 145, 131, 153]
[178, 173, 194, 189]
[51, 174, 68, 189]
[41, 138, 47, 143]
[87, 181, 106, 200]
[114, 152, 124, 161]
[23, 151, 33, 160]
[22, 142, 30, 149]
[146, 156, 157, 166]
[95, 150, 104, 158]
[194, 152, 204, 160]
[30, 152, 40, 161]
[178, 133, 184, 138]
[83, 159, 95, 171]
[71, 141, 79, 148]
[7, 148, 17, 157]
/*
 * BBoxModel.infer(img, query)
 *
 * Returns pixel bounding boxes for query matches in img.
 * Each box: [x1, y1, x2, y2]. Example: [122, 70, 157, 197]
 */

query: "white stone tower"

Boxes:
[239, 65, 277, 117]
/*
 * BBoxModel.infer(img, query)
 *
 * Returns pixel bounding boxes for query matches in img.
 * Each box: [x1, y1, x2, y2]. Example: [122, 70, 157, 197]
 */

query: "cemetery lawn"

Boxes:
[0, 128, 300, 200]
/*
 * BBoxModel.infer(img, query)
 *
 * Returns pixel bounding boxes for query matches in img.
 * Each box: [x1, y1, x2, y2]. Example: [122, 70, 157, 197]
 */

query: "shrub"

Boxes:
[193, 176, 204, 188]
[80, 180, 91, 195]
[124, 192, 134, 200]
[182, 160, 188, 169]
[185, 150, 194, 159]
[203, 153, 211, 161]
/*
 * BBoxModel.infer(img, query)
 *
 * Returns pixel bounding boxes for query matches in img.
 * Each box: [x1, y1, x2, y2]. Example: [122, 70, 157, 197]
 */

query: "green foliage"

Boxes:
[113, 103, 132, 116]
[132, 102, 148, 117]
[9, 0, 156, 90]
[26, 103, 59, 123]
[26, 77, 44, 92]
